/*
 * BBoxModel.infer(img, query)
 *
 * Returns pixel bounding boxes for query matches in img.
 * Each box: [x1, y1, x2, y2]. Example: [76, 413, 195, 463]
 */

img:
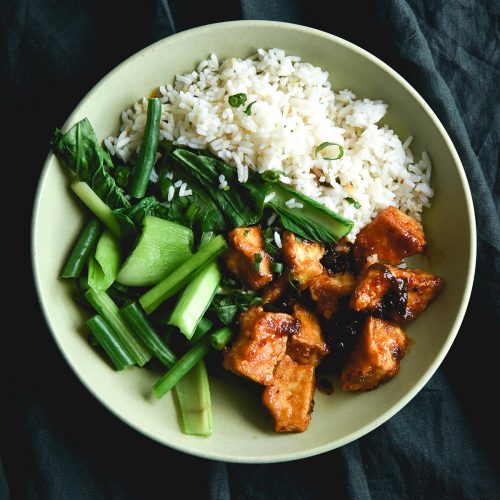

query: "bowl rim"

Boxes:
[31, 20, 477, 463]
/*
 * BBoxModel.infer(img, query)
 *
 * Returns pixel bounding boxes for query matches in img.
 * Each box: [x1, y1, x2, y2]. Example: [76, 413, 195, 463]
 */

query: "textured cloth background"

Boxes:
[2, 0, 499, 498]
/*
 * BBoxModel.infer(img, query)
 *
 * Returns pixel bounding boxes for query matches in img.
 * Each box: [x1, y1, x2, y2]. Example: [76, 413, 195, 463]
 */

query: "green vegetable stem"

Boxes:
[85, 288, 152, 366]
[120, 302, 177, 368]
[139, 235, 227, 314]
[153, 327, 232, 399]
[86, 315, 135, 370]
[60, 219, 101, 278]
[129, 98, 162, 198]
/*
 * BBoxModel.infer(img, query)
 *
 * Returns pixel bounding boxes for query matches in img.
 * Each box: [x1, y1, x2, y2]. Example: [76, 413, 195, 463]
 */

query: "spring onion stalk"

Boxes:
[71, 181, 122, 237]
[153, 336, 212, 398]
[153, 327, 232, 399]
[168, 233, 222, 339]
[120, 302, 177, 368]
[129, 98, 162, 198]
[139, 235, 227, 314]
[87, 230, 121, 291]
[210, 327, 233, 350]
[228, 93, 247, 107]
[86, 315, 135, 370]
[271, 262, 283, 274]
[60, 219, 101, 278]
[189, 318, 213, 344]
[85, 289, 151, 366]
[175, 361, 212, 436]
[314, 142, 344, 160]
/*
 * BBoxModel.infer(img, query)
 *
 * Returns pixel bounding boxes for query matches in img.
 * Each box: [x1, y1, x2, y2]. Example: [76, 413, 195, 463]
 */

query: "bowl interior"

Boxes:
[32, 21, 475, 463]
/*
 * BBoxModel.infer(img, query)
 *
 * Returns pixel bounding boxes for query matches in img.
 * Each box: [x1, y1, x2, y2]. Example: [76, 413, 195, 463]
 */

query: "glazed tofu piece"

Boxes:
[308, 271, 357, 319]
[353, 206, 426, 269]
[262, 354, 315, 432]
[282, 231, 325, 289]
[390, 266, 445, 322]
[224, 226, 273, 290]
[350, 264, 395, 313]
[223, 306, 299, 385]
[350, 264, 444, 323]
[341, 316, 409, 391]
[287, 304, 329, 367]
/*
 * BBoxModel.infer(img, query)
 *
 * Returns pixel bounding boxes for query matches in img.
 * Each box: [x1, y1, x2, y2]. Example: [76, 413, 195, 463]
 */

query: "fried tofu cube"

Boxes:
[341, 316, 409, 391]
[389, 266, 445, 322]
[223, 306, 299, 385]
[224, 226, 273, 290]
[282, 231, 325, 289]
[350, 264, 444, 323]
[350, 264, 394, 313]
[287, 304, 329, 367]
[308, 271, 357, 319]
[262, 354, 315, 432]
[353, 206, 426, 269]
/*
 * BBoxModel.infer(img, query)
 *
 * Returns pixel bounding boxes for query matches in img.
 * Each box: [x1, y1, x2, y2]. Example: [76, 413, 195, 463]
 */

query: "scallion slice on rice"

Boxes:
[315, 142, 344, 160]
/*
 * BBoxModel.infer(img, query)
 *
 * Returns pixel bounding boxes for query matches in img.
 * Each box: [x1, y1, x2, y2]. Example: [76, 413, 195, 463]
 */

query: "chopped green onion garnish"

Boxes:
[315, 142, 344, 160]
[253, 252, 263, 272]
[244, 101, 257, 115]
[271, 262, 283, 274]
[228, 93, 247, 107]
[346, 197, 361, 209]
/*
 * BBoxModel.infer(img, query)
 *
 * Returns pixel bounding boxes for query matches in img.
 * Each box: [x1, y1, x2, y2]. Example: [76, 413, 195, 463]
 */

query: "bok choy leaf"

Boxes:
[51, 118, 130, 209]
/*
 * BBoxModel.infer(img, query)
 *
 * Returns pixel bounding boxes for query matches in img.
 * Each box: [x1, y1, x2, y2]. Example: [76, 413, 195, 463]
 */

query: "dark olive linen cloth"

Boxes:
[2, 0, 499, 498]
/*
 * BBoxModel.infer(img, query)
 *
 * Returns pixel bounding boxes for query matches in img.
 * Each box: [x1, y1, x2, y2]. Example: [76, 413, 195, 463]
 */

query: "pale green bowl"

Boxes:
[32, 21, 476, 463]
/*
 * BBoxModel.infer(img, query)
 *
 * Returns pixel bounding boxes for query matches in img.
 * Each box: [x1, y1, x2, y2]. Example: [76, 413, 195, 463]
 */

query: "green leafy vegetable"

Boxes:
[209, 289, 262, 325]
[51, 118, 130, 209]
[88, 230, 121, 291]
[315, 142, 344, 160]
[156, 161, 226, 233]
[265, 182, 354, 243]
[139, 234, 227, 314]
[116, 215, 194, 287]
[171, 149, 267, 228]
[114, 165, 131, 189]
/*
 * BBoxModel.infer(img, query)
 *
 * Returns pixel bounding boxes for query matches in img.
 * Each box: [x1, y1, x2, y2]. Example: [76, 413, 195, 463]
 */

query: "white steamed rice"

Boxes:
[105, 48, 433, 242]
